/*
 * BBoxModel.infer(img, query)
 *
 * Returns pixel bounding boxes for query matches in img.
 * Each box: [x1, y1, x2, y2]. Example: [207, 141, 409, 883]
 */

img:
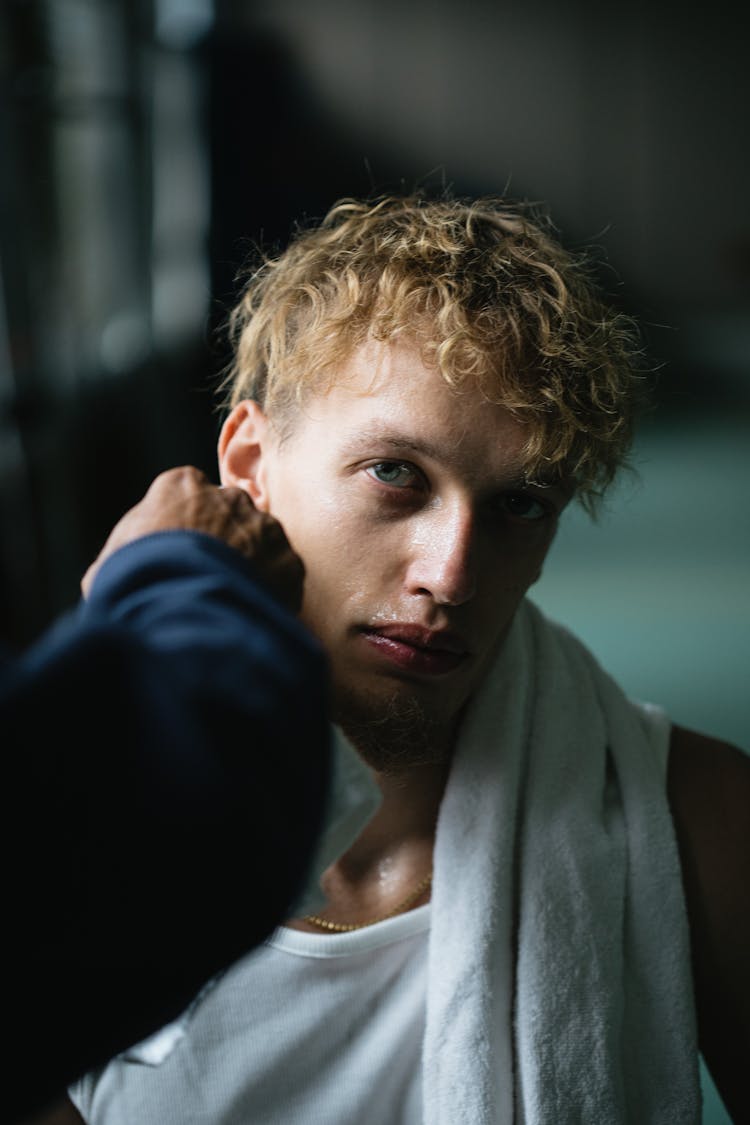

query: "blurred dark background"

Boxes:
[2, 0, 748, 649]
[1, 2, 747, 1118]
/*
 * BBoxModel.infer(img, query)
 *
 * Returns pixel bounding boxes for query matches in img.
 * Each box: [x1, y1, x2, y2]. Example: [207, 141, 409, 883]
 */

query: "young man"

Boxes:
[67, 196, 748, 1124]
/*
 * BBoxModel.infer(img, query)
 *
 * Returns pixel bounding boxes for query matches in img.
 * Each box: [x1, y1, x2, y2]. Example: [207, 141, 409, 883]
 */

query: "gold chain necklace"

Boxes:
[303, 871, 433, 933]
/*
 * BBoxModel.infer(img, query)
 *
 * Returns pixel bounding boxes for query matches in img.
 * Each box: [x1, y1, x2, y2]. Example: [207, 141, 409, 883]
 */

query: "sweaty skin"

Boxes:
[220, 338, 570, 758]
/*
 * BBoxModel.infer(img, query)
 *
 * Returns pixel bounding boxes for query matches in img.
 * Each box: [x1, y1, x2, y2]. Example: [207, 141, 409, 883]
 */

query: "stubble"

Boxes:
[333, 683, 462, 774]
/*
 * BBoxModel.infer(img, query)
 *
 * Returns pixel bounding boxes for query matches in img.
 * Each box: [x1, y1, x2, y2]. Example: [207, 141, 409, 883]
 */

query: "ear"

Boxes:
[218, 399, 272, 510]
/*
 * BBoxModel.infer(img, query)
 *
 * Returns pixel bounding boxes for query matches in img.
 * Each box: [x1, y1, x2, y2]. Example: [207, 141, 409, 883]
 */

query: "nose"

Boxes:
[405, 504, 477, 606]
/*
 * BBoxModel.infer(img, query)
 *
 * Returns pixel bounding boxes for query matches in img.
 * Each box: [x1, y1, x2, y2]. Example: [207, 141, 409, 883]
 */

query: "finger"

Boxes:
[81, 562, 96, 600]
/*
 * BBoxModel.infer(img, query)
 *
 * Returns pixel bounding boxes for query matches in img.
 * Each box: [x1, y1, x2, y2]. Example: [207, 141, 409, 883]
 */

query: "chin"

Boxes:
[332, 678, 465, 773]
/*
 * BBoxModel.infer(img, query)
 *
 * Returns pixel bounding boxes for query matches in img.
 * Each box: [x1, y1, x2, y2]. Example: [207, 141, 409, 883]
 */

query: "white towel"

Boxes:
[424, 598, 700, 1124]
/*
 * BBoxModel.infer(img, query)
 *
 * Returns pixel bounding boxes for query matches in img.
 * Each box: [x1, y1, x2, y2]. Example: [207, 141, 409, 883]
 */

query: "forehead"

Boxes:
[284, 338, 529, 476]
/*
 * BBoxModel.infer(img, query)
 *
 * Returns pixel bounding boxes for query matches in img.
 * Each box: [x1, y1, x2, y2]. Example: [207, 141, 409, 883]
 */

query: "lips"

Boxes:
[359, 623, 469, 676]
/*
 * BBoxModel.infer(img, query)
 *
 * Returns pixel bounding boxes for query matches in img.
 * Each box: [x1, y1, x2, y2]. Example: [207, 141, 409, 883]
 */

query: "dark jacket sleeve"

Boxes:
[1, 531, 332, 1118]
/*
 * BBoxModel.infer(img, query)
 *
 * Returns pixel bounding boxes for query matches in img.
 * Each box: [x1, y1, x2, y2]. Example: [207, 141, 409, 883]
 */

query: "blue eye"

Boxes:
[500, 493, 550, 521]
[367, 462, 419, 488]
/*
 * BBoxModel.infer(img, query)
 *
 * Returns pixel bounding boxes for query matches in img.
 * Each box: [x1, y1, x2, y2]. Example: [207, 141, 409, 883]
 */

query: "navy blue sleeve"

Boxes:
[1, 531, 332, 1117]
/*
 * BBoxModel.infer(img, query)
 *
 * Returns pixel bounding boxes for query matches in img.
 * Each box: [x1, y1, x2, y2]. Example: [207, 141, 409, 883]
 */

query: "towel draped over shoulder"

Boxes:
[424, 598, 700, 1124]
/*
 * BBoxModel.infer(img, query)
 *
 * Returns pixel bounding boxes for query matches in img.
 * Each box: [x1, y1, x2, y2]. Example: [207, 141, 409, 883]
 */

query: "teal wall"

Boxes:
[533, 412, 749, 1124]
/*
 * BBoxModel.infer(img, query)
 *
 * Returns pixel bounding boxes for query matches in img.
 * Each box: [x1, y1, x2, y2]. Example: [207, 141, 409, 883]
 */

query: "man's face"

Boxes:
[220, 339, 570, 764]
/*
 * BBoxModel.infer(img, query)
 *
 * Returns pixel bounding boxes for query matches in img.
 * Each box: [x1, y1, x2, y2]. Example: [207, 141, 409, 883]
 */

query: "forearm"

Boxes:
[2, 531, 332, 1113]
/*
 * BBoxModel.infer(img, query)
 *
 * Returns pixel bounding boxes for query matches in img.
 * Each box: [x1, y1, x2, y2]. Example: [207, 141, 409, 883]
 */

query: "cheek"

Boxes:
[268, 471, 343, 557]
[475, 535, 553, 610]
[288, 483, 392, 566]
[293, 514, 381, 603]
[512, 526, 556, 579]
[300, 526, 411, 638]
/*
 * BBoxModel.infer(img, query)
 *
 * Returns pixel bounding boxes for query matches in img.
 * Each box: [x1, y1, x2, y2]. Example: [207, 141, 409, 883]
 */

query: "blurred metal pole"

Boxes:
[0, 1, 52, 644]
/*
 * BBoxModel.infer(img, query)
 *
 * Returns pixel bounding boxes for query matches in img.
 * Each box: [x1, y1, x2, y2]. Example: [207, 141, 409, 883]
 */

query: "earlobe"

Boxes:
[218, 399, 272, 510]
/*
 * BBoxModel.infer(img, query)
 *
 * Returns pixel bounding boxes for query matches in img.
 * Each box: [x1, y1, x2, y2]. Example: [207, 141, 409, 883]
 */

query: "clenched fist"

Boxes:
[81, 466, 304, 612]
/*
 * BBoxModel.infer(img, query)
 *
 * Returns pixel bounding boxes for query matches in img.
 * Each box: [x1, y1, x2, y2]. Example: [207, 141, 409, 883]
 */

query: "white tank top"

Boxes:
[71, 708, 671, 1125]
[70, 904, 431, 1125]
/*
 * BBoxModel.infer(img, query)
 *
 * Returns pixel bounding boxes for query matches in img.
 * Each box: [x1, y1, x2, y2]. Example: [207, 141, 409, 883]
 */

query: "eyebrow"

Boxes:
[339, 425, 450, 464]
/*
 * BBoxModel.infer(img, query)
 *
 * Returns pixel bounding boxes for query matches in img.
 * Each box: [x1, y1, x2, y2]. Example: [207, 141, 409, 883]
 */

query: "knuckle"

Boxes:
[174, 465, 205, 487]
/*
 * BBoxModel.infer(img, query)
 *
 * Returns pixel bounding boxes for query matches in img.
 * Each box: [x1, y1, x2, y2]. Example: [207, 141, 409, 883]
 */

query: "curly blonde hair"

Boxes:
[222, 194, 649, 511]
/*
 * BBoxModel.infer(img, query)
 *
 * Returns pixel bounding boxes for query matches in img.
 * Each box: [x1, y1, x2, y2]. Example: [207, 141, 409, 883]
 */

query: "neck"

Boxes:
[338, 758, 451, 877]
[290, 757, 452, 931]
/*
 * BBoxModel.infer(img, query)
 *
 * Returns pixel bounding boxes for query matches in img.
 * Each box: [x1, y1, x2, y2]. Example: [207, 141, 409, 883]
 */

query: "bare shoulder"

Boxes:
[668, 722, 750, 783]
[667, 723, 749, 960]
[667, 724, 750, 1122]
[667, 725, 750, 881]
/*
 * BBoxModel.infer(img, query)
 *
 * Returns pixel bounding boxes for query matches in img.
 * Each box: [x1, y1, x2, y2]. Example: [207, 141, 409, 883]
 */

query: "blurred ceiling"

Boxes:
[215, 0, 750, 403]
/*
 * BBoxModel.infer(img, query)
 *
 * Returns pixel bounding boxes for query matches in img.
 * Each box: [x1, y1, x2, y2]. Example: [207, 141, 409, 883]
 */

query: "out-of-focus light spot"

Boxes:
[153, 263, 209, 347]
[155, 0, 214, 50]
[100, 313, 150, 374]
